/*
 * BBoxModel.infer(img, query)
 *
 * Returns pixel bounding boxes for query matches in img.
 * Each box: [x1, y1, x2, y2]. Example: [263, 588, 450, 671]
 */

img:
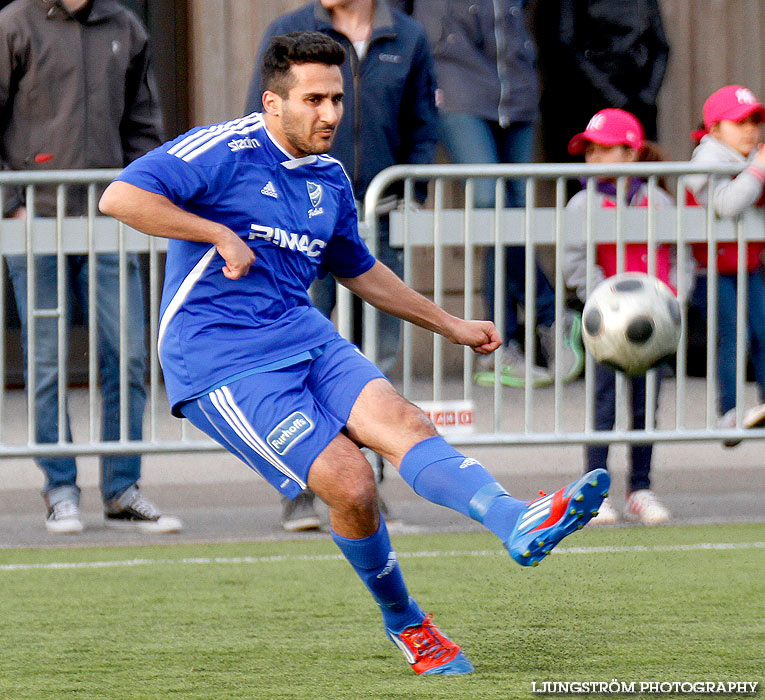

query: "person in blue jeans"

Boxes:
[400, 0, 584, 386]
[685, 85, 765, 446]
[6, 253, 147, 507]
[0, 0, 181, 534]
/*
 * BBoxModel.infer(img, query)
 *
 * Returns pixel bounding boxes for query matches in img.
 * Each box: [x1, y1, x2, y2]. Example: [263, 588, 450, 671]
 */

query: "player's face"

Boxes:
[584, 142, 638, 164]
[270, 63, 344, 158]
[711, 116, 762, 157]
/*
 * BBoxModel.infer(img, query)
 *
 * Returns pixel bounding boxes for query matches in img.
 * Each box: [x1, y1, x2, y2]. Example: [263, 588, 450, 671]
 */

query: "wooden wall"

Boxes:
[187, 0, 765, 161]
[658, 0, 765, 160]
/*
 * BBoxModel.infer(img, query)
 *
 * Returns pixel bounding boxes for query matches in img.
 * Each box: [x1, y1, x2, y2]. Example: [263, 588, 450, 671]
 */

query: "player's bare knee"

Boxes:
[397, 398, 438, 437]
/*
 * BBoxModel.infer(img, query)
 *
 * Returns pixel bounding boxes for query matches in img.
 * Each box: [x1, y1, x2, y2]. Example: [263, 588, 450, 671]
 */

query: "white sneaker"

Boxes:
[473, 340, 552, 388]
[743, 403, 765, 430]
[45, 498, 84, 534]
[588, 497, 619, 525]
[624, 490, 670, 525]
[716, 404, 765, 447]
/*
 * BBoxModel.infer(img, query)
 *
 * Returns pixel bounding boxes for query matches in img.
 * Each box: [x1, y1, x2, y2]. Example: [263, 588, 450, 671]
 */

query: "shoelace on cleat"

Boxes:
[400, 614, 456, 662]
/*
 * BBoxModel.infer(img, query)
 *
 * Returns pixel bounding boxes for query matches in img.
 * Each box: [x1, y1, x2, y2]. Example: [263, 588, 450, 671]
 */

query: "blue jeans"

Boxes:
[6, 254, 147, 505]
[438, 114, 555, 339]
[692, 270, 765, 414]
[586, 363, 661, 492]
[311, 216, 403, 377]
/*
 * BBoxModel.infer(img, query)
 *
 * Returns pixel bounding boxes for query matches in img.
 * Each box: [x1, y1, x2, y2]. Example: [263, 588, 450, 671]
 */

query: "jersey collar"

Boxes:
[262, 124, 319, 169]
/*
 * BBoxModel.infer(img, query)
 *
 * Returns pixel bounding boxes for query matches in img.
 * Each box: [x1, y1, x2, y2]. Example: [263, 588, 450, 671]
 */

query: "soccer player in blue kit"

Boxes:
[100, 31, 609, 676]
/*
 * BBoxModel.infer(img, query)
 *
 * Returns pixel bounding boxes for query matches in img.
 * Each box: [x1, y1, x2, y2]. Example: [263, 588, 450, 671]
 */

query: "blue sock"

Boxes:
[399, 436, 527, 543]
[331, 518, 424, 633]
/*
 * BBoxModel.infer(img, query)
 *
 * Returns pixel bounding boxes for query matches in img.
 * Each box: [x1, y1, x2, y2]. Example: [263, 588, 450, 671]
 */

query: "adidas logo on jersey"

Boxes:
[261, 181, 278, 198]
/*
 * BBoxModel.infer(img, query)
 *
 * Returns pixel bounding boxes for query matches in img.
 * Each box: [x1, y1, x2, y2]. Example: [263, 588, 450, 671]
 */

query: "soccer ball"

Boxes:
[581, 272, 682, 375]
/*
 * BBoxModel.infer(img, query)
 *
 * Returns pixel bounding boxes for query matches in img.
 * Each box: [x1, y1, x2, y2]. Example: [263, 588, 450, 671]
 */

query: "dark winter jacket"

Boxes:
[390, 0, 539, 127]
[542, 0, 669, 112]
[0, 0, 163, 215]
[245, 0, 437, 203]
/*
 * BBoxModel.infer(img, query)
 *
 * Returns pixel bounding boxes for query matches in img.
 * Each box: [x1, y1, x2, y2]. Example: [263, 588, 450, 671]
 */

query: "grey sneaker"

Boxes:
[473, 340, 552, 388]
[282, 490, 321, 532]
[45, 498, 84, 534]
[105, 488, 183, 533]
[538, 310, 585, 383]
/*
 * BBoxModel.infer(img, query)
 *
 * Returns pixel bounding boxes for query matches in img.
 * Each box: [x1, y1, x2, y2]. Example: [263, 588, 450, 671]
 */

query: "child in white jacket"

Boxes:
[685, 85, 765, 445]
[564, 108, 691, 525]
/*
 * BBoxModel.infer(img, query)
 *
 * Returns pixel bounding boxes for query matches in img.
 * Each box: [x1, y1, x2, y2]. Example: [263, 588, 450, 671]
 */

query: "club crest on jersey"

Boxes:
[267, 411, 314, 455]
[307, 181, 324, 218]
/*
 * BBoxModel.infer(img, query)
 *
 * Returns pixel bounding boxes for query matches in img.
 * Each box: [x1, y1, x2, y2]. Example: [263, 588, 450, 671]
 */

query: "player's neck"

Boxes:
[328, 0, 375, 43]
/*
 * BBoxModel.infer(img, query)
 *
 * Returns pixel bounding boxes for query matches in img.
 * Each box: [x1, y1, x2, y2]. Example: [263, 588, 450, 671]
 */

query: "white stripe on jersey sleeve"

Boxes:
[168, 113, 261, 158]
[177, 121, 265, 163]
[169, 114, 264, 162]
[157, 245, 217, 358]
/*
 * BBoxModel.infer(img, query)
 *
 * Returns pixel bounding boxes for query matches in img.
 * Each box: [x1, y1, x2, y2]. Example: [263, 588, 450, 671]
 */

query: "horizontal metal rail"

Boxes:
[0, 164, 763, 460]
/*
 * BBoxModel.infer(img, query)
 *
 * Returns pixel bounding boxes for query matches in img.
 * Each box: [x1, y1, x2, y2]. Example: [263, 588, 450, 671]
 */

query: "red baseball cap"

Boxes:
[568, 108, 644, 155]
[702, 85, 765, 128]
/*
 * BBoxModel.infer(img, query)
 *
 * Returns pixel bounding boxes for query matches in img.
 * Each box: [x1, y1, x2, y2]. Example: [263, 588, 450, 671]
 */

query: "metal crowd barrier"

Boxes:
[0, 170, 221, 458]
[359, 162, 765, 447]
[0, 164, 763, 460]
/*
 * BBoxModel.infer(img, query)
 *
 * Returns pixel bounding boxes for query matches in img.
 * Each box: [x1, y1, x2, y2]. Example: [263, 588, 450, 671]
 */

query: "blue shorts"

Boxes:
[179, 337, 385, 499]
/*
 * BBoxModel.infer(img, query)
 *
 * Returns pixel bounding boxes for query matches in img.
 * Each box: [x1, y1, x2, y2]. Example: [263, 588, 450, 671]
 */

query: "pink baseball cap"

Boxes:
[568, 109, 644, 155]
[702, 85, 765, 128]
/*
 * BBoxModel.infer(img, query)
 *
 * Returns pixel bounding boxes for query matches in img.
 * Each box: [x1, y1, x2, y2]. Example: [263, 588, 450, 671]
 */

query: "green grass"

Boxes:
[1, 524, 763, 700]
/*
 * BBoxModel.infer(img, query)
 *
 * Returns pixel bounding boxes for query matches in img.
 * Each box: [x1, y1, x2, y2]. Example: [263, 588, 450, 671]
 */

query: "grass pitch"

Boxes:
[1, 523, 763, 700]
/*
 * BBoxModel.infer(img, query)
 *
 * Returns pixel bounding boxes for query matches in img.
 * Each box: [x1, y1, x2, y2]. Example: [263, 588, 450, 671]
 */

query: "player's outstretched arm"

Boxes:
[337, 261, 501, 354]
[99, 181, 255, 280]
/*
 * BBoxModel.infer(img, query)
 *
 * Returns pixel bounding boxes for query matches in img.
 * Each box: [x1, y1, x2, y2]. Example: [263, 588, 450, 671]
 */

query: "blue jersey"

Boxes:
[116, 112, 376, 414]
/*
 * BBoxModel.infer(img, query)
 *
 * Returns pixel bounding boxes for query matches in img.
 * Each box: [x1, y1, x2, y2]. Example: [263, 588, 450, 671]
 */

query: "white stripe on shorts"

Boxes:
[209, 386, 307, 490]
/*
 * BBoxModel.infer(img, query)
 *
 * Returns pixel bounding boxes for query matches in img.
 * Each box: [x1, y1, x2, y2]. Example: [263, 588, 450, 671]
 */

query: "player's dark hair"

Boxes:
[261, 31, 345, 98]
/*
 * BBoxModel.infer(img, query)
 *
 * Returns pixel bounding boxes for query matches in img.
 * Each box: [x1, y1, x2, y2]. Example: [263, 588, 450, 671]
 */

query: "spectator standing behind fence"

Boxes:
[245, 0, 438, 531]
[685, 85, 765, 446]
[537, 0, 669, 166]
[393, 0, 584, 388]
[564, 109, 693, 525]
[0, 0, 181, 534]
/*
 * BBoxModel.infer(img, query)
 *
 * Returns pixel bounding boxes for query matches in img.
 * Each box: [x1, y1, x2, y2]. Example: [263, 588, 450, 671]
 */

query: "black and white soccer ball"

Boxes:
[581, 272, 682, 375]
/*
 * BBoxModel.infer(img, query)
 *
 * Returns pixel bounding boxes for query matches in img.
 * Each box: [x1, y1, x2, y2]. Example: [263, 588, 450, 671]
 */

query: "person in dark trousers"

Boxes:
[245, 0, 438, 532]
[0, 0, 181, 534]
[393, 0, 585, 388]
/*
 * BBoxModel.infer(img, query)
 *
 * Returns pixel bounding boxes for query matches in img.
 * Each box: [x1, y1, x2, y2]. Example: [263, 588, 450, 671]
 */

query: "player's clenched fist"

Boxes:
[217, 230, 256, 280]
[446, 319, 502, 355]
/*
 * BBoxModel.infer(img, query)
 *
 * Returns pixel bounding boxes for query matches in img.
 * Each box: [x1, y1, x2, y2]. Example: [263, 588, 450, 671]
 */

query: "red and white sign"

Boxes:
[416, 400, 475, 435]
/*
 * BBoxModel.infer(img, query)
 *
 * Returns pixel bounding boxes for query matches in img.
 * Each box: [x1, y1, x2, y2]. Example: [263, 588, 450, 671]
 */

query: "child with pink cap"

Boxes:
[564, 108, 694, 525]
[685, 85, 765, 445]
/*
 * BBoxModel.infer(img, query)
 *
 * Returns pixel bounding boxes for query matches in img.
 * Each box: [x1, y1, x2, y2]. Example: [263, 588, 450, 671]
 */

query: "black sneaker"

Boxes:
[105, 487, 183, 533]
[281, 490, 321, 532]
